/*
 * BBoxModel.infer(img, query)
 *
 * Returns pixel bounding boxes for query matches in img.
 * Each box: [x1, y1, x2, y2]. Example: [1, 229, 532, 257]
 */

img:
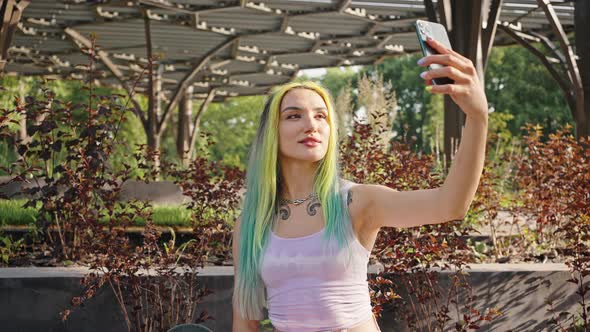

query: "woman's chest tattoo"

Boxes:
[278, 195, 322, 221]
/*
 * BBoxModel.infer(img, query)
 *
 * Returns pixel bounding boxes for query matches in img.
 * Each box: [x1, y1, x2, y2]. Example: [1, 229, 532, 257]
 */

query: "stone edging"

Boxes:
[0, 263, 570, 279]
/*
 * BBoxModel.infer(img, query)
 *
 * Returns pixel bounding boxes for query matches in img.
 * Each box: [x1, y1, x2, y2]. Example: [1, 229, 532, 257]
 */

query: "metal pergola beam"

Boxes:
[152, 0, 399, 135]
[529, 31, 566, 64]
[338, 0, 352, 13]
[186, 87, 216, 164]
[537, 0, 586, 139]
[3, 0, 584, 168]
[498, 24, 575, 112]
[482, 0, 503, 70]
[495, 0, 587, 139]
[0, 0, 29, 72]
[162, 36, 238, 133]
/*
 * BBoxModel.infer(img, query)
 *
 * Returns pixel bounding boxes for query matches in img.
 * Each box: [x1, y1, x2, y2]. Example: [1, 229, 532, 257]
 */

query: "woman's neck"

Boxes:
[279, 159, 318, 200]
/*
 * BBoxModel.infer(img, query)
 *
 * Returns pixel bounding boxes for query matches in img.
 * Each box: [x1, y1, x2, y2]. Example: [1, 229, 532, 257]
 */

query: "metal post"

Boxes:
[575, 0, 590, 139]
[177, 86, 193, 166]
[442, 0, 484, 170]
[144, 8, 161, 179]
[438, 0, 501, 172]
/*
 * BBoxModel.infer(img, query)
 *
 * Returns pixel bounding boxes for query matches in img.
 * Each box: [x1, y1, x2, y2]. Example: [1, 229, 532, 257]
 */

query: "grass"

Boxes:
[0, 199, 199, 227]
[0, 199, 37, 226]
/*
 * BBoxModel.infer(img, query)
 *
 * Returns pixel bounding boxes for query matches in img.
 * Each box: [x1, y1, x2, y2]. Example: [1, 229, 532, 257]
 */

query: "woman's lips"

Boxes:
[299, 136, 321, 148]
[301, 140, 320, 147]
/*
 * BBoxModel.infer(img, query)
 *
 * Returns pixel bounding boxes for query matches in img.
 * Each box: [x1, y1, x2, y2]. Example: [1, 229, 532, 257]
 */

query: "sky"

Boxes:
[297, 68, 326, 78]
[298, 65, 361, 78]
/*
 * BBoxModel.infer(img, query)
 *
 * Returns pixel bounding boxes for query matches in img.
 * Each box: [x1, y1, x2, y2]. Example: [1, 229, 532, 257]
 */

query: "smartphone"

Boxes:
[414, 20, 454, 85]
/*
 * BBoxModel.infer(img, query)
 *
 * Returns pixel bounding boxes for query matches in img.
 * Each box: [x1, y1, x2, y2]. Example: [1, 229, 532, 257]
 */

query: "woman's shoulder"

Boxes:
[338, 178, 374, 232]
[339, 178, 358, 191]
[339, 178, 362, 207]
[338, 179, 374, 215]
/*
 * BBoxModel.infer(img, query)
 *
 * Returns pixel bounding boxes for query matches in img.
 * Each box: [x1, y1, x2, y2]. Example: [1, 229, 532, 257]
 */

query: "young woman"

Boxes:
[232, 38, 489, 332]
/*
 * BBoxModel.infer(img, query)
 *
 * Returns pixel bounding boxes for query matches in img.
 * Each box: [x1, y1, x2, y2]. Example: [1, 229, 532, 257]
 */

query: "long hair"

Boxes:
[232, 81, 356, 320]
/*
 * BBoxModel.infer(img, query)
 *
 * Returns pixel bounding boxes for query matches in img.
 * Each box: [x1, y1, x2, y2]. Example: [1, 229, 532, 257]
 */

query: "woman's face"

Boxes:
[278, 88, 331, 164]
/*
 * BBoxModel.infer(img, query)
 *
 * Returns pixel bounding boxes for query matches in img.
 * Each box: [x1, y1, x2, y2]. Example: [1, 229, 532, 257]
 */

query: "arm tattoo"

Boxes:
[347, 188, 353, 206]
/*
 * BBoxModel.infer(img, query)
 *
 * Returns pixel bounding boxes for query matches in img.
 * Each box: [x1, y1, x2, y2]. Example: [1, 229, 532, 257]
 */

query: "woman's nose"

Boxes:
[302, 113, 318, 132]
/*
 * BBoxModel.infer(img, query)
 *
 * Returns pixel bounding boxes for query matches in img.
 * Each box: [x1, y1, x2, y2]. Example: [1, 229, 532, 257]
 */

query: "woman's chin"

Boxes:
[282, 152, 326, 164]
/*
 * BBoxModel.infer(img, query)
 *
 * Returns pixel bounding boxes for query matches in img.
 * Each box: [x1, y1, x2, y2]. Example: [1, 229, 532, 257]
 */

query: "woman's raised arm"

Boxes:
[353, 37, 488, 231]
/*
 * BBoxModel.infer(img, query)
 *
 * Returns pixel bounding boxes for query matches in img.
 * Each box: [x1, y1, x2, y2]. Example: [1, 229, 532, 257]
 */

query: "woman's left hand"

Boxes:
[418, 37, 489, 122]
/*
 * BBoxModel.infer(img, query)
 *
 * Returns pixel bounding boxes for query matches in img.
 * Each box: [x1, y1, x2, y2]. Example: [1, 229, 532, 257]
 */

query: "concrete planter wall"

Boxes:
[0, 177, 195, 205]
[0, 266, 235, 332]
[0, 264, 580, 331]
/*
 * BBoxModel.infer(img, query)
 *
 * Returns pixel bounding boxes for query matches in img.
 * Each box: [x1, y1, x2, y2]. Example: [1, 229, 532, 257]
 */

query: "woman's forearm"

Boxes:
[418, 37, 490, 220]
[441, 113, 488, 218]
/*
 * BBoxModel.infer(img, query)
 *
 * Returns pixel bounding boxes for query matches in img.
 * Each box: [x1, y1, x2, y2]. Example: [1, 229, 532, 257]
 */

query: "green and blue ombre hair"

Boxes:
[232, 81, 356, 320]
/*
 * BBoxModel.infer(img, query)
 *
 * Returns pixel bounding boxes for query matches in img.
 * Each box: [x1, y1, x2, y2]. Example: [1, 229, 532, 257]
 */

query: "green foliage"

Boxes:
[0, 199, 195, 227]
[319, 67, 357, 99]
[486, 110, 517, 163]
[484, 45, 573, 138]
[0, 233, 24, 265]
[0, 201, 25, 265]
[0, 76, 147, 177]
[199, 96, 264, 169]
[422, 90, 445, 160]
[488, 111, 514, 142]
[0, 199, 38, 225]
[357, 45, 575, 155]
[106, 103, 147, 178]
[259, 319, 275, 331]
[0, 140, 18, 175]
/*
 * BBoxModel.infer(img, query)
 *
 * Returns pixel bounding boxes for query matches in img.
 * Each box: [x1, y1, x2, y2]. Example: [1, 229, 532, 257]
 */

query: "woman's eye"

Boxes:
[285, 113, 326, 119]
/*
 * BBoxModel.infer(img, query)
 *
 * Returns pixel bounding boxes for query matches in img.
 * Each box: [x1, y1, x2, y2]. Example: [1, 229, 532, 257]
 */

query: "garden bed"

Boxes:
[0, 206, 570, 268]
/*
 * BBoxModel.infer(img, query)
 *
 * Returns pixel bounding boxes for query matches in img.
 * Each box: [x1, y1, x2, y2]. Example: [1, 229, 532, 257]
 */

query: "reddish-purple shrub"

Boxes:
[340, 116, 500, 331]
[514, 124, 590, 330]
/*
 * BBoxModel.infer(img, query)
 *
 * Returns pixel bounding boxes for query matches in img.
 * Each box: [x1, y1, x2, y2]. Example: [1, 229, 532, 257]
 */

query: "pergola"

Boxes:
[0, 0, 586, 172]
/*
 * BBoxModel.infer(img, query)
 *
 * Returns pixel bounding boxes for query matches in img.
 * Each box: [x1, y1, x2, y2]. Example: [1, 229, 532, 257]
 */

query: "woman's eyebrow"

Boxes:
[281, 106, 327, 112]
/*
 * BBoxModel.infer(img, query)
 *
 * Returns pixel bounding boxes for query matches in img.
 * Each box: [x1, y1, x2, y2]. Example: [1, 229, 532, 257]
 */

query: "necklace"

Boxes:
[279, 192, 318, 206]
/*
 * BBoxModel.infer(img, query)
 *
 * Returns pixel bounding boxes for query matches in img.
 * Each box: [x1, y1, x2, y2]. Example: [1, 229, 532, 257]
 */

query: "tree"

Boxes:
[319, 67, 357, 100]
[196, 95, 264, 170]
[360, 45, 574, 155]
[484, 45, 573, 139]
